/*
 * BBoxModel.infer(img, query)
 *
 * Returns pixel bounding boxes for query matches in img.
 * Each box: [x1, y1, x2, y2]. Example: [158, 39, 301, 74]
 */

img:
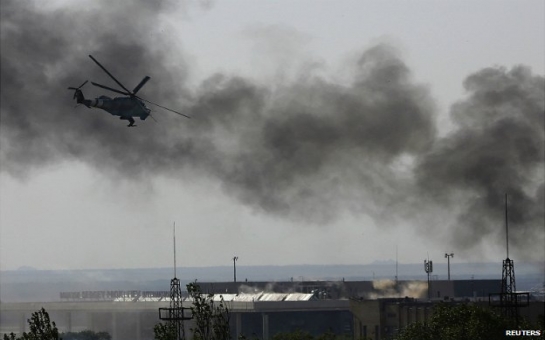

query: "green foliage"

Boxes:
[27, 307, 60, 340]
[395, 303, 540, 340]
[395, 321, 435, 340]
[188, 282, 230, 340]
[153, 322, 178, 340]
[2, 308, 60, 340]
[62, 330, 111, 340]
[2, 309, 112, 340]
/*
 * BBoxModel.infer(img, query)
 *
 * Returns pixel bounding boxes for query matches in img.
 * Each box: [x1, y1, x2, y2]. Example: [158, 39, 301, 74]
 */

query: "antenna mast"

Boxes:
[395, 245, 398, 284]
[505, 193, 509, 259]
[488, 192, 529, 324]
[174, 222, 177, 278]
[159, 221, 192, 340]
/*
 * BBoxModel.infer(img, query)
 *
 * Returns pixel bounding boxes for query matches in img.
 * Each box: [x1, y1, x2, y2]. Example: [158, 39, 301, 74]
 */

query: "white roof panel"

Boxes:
[284, 293, 315, 301]
[259, 293, 288, 301]
[234, 293, 263, 302]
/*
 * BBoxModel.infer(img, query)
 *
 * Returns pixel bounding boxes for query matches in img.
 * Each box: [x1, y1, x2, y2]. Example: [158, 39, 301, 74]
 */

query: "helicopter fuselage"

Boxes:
[69, 55, 189, 126]
[88, 96, 151, 121]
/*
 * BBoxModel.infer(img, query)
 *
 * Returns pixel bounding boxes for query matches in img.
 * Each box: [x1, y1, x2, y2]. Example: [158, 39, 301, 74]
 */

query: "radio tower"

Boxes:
[159, 223, 191, 339]
[489, 194, 529, 323]
[500, 194, 518, 321]
[488, 194, 530, 325]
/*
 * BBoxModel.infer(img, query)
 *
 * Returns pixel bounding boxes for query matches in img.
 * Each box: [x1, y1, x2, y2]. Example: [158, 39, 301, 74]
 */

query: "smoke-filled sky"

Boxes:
[1, 0, 544, 272]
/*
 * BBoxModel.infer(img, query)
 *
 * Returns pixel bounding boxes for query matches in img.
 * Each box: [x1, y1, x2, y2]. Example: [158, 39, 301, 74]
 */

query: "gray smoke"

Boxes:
[368, 279, 427, 299]
[189, 44, 437, 222]
[1, 1, 543, 259]
[416, 66, 544, 258]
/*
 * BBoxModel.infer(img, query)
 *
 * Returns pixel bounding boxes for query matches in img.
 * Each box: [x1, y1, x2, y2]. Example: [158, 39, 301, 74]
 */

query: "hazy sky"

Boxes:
[1, 0, 544, 271]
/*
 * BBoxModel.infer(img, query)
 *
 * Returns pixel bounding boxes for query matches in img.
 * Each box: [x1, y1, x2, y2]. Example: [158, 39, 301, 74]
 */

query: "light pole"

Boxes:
[233, 256, 238, 282]
[445, 253, 454, 281]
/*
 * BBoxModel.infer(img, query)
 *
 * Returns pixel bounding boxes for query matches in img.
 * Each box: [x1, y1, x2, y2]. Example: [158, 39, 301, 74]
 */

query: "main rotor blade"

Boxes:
[67, 80, 88, 90]
[138, 97, 191, 118]
[132, 76, 150, 95]
[88, 55, 132, 94]
[91, 82, 130, 96]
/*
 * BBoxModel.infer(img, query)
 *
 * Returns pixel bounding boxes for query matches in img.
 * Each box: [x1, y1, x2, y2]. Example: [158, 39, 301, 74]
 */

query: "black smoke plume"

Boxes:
[416, 66, 544, 257]
[1, 1, 543, 259]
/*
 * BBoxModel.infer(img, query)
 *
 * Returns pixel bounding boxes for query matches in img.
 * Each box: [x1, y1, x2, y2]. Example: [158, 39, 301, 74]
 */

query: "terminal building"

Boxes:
[2, 278, 542, 340]
[0, 293, 351, 340]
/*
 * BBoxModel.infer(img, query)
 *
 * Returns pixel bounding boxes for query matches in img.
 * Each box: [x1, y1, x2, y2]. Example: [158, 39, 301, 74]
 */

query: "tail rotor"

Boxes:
[68, 81, 88, 107]
[68, 80, 88, 101]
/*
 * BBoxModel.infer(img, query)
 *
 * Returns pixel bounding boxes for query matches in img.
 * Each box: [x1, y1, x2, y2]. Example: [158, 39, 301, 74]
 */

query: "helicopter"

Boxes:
[68, 55, 190, 127]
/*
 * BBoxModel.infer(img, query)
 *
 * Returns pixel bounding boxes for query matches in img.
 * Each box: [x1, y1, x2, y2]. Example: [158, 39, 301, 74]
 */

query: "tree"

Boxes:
[153, 322, 177, 340]
[154, 283, 230, 340]
[188, 282, 230, 340]
[396, 303, 540, 340]
[3, 308, 60, 340]
[2, 309, 111, 340]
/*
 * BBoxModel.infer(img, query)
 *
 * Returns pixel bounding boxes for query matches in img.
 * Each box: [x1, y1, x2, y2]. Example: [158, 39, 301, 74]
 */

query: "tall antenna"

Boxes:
[174, 222, 177, 278]
[489, 192, 529, 324]
[159, 221, 191, 340]
[505, 193, 509, 259]
[395, 245, 398, 284]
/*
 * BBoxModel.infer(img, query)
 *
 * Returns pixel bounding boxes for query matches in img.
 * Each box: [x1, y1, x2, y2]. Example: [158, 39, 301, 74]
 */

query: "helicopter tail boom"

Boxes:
[70, 89, 108, 110]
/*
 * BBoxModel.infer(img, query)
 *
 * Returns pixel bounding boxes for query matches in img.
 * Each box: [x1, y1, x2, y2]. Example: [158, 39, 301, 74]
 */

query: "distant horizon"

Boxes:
[4, 259, 544, 272]
[2, 261, 543, 303]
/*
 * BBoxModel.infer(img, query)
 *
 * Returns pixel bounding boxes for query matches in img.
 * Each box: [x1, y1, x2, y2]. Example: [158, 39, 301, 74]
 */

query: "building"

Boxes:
[0, 293, 352, 340]
[6, 278, 538, 340]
